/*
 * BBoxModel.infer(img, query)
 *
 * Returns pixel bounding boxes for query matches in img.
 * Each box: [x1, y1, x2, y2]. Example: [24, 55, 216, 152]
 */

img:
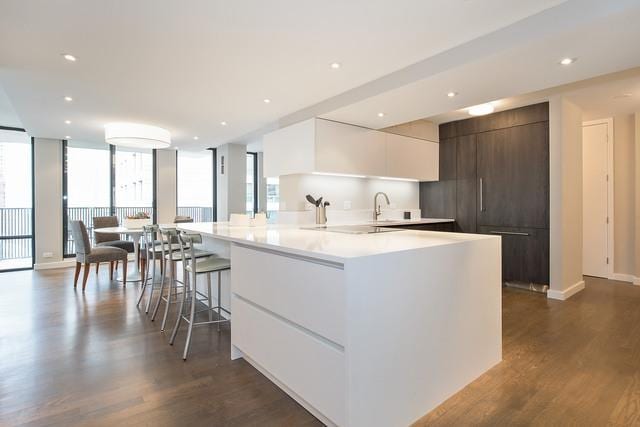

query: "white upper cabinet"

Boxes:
[263, 118, 439, 181]
[385, 133, 439, 181]
[314, 119, 387, 177]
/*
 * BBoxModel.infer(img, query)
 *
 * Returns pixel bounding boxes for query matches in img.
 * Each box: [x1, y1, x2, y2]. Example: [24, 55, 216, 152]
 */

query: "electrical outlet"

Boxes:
[42, 252, 53, 258]
[343, 200, 352, 210]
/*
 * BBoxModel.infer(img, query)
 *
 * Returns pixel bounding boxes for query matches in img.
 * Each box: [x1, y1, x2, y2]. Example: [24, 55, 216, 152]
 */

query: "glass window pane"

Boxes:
[114, 147, 153, 223]
[64, 141, 110, 255]
[0, 130, 32, 270]
[177, 150, 213, 222]
[266, 177, 279, 222]
[246, 153, 255, 215]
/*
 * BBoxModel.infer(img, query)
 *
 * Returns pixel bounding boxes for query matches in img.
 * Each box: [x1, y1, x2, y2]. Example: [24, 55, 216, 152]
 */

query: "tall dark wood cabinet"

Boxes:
[420, 103, 550, 285]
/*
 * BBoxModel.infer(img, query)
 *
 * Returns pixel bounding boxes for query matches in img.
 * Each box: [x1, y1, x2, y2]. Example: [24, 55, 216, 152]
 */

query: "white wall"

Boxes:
[216, 143, 246, 221]
[548, 96, 584, 300]
[155, 149, 177, 223]
[279, 174, 419, 212]
[34, 138, 64, 267]
[612, 114, 636, 277]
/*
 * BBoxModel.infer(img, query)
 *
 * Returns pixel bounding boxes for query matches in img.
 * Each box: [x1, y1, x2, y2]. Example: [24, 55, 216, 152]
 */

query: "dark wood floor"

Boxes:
[1, 269, 640, 426]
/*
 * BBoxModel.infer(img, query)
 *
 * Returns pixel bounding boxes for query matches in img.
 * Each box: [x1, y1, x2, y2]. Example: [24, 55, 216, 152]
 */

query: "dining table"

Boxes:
[94, 226, 145, 282]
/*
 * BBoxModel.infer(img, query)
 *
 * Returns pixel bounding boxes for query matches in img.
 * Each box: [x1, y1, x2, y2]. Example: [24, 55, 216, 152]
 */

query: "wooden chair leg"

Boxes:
[122, 259, 128, 286]
[73, 262, 81, 288]
[82, 263, 90, 291]
[140, 258, 146, 284]
[109, 261, 114, 280]
[95, 262, 100, 275]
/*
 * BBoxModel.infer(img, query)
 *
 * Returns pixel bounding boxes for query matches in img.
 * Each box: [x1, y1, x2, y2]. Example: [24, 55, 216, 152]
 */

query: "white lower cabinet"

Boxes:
[232, 296, 346, 426]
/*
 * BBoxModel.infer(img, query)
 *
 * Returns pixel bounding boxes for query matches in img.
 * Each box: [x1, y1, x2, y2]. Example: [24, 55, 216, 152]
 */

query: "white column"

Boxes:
[155, 149, 177, 223]
[548, 96, 584, 300]
[34, 138, 64, 267]
[216, 143, 247, 221]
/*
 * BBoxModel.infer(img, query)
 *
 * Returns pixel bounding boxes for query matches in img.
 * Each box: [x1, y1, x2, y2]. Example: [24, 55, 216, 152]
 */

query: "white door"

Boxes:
[582, 122, 610, 278]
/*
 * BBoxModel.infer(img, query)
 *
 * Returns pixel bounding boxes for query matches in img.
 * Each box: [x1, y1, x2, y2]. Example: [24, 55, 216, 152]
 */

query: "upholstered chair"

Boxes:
[70, 220, 128, 291]
[93, 215, 136, 272]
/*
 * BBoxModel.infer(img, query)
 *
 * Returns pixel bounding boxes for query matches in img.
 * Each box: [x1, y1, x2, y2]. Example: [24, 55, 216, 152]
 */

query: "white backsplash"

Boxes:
[275, 208, 422, 225]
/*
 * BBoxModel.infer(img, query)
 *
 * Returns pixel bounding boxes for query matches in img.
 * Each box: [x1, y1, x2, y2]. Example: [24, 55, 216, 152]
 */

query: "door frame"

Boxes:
[582, 118, 614, 279]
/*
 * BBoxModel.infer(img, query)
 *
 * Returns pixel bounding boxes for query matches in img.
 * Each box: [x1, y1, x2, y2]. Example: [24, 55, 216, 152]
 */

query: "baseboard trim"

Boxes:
[547, 280, 585, 301]
[34, 260, 76, 270]
[612, 273, 639, 284]
[34, 253, 137, 271]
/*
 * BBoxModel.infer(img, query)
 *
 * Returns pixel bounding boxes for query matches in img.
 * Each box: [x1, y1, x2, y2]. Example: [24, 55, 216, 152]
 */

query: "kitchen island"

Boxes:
[178, 222, 501, 427]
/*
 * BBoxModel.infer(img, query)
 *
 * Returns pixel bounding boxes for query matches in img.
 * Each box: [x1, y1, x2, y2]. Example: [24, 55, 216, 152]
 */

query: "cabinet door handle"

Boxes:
[490, 231, 530, 236]
[479, 178, 485, 212]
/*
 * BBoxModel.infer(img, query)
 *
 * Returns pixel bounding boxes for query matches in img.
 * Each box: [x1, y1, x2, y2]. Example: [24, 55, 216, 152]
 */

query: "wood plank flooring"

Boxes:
[1, 268, 640, 426]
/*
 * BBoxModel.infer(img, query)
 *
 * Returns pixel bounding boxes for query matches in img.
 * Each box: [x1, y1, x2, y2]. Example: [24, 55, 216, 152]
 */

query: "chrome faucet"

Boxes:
[373, 192, 390, 221]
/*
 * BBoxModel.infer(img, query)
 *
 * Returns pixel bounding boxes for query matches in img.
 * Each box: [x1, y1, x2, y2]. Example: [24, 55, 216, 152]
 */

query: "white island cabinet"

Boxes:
[178, 223, 502, 427]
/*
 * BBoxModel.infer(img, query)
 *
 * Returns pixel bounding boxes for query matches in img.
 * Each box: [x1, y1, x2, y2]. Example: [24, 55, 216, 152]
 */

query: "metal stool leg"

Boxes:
[183, 268, 198, 360]
[145, 254, 157, 314]
[169, 269, 187, 345]
[217, 270, 222, 331]
[207, 272, 213, 322]
[136, 256, 151, 307]
[161, 259, 177, 332]
[151, 255, 169, 321]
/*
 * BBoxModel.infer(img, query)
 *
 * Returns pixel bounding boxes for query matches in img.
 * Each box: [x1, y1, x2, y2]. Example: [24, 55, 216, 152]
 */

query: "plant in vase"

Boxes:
[123, 212, 152, 228]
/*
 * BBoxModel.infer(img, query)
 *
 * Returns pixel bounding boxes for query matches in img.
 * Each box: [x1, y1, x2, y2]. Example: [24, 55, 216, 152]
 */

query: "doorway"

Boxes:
[582, 119, 613, 279]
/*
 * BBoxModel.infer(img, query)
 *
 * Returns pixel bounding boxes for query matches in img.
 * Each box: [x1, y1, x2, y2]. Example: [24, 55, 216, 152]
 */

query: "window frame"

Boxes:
[175, 148, 217, 222]
[247, 151, 258, 214]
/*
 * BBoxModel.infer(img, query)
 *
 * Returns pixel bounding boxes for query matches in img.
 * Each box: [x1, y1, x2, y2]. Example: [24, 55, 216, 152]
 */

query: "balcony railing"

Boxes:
[177, 206, 214, 222]
[0, 206, 214, 262]
[0, 207, 32, 262]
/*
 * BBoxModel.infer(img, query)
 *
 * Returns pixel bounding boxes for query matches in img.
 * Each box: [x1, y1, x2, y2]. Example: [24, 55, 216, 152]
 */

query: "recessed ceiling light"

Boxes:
[263, 98, 271, 104]
[377, 112, 385, 117]
[64, 120, 71, 124]
[193, 136, 199, 140]
[220, 121, 227, 126]
[447, 91, 458, 98]
[330, 62, 341, 69]
[559, 57, 575, 66]
[468, 103, 495, 116]
[62, 54, 76, 62]
[64, 96, 73, 102]
[65, 136, 71, 139]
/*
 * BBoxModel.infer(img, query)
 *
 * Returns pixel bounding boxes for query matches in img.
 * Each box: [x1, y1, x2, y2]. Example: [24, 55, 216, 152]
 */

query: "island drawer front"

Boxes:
[231, 244, 345, 345]
[233, 296, 346, 426]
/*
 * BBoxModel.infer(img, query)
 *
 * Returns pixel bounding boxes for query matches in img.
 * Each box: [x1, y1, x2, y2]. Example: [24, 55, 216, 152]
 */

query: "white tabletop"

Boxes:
[94, 223, 178, 234]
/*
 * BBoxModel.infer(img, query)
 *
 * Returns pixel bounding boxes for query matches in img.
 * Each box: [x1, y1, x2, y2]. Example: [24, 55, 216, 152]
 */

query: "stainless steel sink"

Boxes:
[301, 225, 400, 234]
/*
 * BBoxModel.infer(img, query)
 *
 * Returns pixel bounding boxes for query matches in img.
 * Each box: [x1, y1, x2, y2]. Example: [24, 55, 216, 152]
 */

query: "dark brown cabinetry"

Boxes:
[386, 222, 455, 232]
[420, 103, 550, 285]
[476, 122, 549, 229]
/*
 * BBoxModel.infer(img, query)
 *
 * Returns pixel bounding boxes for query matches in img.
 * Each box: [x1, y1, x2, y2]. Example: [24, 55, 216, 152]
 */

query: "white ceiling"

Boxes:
[0, 0, 567, 148]
[427, 68, 640, 125]
[319, 0, 640, 129]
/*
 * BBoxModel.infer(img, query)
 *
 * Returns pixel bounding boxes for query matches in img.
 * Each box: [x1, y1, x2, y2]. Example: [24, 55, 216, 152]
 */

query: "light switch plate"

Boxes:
[343, 200, 352, 210]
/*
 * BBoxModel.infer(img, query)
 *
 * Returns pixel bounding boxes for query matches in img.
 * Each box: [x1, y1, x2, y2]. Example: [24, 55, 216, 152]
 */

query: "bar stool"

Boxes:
[136, 224, 167, 314]
[151, 227, 215, 331]
[169, 231, 231, 360]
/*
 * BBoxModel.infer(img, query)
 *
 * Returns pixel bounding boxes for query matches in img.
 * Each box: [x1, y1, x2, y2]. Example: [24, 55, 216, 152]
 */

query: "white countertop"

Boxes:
[179, 220, 493, 264]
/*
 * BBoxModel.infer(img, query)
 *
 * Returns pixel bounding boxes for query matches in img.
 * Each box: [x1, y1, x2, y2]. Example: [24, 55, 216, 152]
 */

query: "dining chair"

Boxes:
[93, 215, 135, 272]
[70, 220, 128, 291]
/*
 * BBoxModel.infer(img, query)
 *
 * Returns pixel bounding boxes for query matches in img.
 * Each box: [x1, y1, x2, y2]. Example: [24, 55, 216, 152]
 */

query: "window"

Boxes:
[63, 143, 156, 256]
[266, 177, 279, 221]
[63, 141, 111, 256]
[0, 128, 33, 271]
[114, 147, 154, 222]
[246, 152, 257, 215]
[177, 150, 214, 221]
